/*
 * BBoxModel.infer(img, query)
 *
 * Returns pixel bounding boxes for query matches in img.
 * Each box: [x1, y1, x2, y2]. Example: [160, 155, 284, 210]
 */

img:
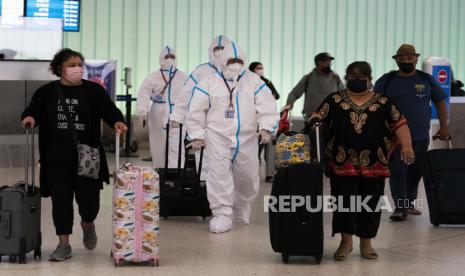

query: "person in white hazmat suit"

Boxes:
[170, 35, 230, 180]
[185, 41, 279, 233]
[136, 46, 187, 169]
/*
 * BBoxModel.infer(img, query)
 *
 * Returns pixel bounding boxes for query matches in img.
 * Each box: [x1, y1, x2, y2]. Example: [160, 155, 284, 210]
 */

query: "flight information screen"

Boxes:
[25, 0, 80, 32]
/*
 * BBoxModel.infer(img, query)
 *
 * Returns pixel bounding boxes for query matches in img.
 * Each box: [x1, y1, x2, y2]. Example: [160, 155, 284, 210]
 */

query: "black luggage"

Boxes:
[423, 137, 465, 226]
[0, 127, 42, 264]
[269, 122, 324, 264]
[158, 123, 211, 219]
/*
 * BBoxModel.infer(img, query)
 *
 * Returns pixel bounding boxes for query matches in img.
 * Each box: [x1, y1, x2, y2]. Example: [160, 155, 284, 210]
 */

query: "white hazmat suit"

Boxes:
[171, 35, 230, 181]
[185, 41, 279, 233]
[136, 46, 187, 169]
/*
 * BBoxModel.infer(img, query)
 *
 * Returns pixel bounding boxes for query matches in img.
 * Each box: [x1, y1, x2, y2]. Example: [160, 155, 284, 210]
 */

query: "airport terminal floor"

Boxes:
[1, 150, 465, 276]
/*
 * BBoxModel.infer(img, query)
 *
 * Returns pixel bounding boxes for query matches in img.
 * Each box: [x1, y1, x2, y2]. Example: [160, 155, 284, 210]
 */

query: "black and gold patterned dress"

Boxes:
[318, 90, 407, 177]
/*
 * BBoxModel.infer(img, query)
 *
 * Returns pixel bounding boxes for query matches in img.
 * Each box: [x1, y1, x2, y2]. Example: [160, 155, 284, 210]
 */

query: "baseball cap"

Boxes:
[314, 52, 334, 64]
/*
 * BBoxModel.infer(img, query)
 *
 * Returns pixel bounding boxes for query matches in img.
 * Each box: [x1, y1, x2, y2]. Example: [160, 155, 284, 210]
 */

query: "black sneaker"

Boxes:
[390, 209, 407, 221]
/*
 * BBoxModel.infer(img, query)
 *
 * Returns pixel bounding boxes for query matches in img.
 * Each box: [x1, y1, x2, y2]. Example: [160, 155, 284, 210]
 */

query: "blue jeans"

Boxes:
[389, 139, 429, 211]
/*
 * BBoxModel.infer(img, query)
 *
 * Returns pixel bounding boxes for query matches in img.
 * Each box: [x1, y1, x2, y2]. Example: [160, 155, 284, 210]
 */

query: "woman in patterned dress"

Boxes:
[310, 61, 415, 261]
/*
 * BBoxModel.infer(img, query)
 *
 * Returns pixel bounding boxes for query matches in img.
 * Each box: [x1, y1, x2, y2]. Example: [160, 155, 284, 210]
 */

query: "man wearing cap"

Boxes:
[285, 52, 345, 120]
[375, 44, 450, 221]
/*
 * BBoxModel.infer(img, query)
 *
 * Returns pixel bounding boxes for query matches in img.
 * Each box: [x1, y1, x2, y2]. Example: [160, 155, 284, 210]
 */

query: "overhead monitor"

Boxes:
[25, 0, 80, 32]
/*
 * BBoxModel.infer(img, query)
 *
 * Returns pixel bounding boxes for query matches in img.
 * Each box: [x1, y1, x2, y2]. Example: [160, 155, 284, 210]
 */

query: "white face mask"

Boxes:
[162, 58, 175, 69]
[255, 69, 264, 77]
[226, 63, 242, 76]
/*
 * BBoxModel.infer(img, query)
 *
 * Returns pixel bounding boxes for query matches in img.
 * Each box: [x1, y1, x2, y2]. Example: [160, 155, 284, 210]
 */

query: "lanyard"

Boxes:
[208, 63, 218, 72]
[221, 73, 243, 108]
[159, 69, 177, 94]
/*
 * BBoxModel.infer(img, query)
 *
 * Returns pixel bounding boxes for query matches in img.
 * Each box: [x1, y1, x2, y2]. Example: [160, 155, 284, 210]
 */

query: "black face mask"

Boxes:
[321, 66, 332, 75]
[347, 79, 368, 93]
[397, 62, 415, 74]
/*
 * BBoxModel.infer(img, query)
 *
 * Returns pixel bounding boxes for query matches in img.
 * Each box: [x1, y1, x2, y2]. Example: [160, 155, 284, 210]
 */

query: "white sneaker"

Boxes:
[233, 206, 251, 224]
[209, 215, 232, 233]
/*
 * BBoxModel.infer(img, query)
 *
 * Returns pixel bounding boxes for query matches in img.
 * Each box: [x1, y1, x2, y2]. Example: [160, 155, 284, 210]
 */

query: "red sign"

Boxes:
[438, 69, 448, 84]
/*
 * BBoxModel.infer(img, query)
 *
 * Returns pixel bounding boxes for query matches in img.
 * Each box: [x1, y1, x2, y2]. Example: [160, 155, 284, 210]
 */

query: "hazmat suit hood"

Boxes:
[159, 46, 177, 70]
[221, 41, 247, 81]
[208, 35, 230, 70]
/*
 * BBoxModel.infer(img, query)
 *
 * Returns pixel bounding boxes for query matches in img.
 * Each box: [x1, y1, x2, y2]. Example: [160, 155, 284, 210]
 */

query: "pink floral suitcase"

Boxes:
[112, 163, 160, 266]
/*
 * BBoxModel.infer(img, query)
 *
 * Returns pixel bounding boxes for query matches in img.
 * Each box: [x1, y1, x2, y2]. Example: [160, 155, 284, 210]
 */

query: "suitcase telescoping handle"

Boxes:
[115, 129, 120, 171]
[177, 123, 183, 172]
[164, 122, 183, 174]
[165, 123, 169, 170]
[307, 117, 322, 163]
[181, 143, 205, 186]
[24, 127, 35, 194]
[314, 121, 321, 163]
[197, 146, 204, 183]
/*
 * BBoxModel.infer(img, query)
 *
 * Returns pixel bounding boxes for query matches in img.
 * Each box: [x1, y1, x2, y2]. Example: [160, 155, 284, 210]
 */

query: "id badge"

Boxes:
[153, 94, 164, 103]
[225, 106, 235, 119]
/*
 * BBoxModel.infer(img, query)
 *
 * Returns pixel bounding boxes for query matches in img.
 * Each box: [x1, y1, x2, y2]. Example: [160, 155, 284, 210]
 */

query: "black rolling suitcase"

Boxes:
[158, 123, 211, 219]
[0, 127, 42, 264]
[423, 137, 465, 226]
[269, 122, 324, 264]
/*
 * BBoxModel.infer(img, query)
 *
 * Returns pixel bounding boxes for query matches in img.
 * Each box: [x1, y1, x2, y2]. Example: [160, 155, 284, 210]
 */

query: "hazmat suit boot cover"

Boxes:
[233, 206, 251, 224]
[209, 215, 233, 234]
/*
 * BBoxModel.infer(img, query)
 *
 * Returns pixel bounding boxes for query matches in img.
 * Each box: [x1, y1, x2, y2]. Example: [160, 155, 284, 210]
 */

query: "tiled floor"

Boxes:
[1, 149, 465, 276]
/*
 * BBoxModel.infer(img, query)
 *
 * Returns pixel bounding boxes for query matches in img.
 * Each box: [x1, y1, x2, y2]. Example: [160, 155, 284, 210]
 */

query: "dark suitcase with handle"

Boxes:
[158, 123, 211, 219]
[269, 121, 324, 264]
[423, 137, 465, 226]
[0, 127, 41, 264]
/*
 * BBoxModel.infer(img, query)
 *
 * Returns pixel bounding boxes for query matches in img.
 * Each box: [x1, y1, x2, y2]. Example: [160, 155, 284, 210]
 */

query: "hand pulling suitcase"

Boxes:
[112, 133, 160, 267]
[158, 123, 211, 219]
[423, 136, 465, 227]
[0, 127, 41, 264]
[269, 121, 323, 264]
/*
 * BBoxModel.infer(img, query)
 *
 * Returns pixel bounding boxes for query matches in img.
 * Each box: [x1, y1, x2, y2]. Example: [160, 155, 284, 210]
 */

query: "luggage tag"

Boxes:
[225, 105, 235, 119]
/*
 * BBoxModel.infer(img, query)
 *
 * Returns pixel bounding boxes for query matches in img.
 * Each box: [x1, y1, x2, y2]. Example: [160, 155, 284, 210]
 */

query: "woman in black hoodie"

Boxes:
[21, 48, 126, 261]
[249, 62, 280, 181]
